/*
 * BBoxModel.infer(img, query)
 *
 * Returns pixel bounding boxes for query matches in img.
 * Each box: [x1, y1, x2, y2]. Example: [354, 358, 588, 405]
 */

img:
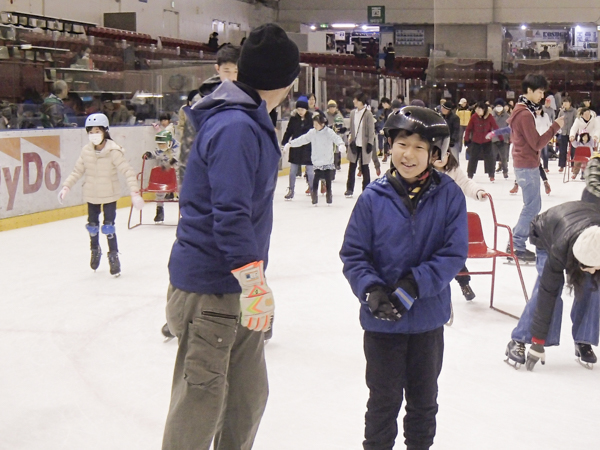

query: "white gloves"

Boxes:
[231, 260, 274, 332]
[476, 190, 488, 201]
[283, 143, 291, 154]
[131, 192, 145, 210]
[57, 186, 70, 204]
[338, 144, 346, 154]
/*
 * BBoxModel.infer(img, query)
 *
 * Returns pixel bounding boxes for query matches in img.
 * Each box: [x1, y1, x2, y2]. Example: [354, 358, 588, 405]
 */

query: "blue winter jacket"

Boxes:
[340, 172, 468, 333]
[168, 81, 281, 294]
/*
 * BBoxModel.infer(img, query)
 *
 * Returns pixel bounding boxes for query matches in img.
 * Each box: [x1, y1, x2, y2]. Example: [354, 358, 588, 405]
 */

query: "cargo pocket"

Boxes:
[184, 314, 237, 388]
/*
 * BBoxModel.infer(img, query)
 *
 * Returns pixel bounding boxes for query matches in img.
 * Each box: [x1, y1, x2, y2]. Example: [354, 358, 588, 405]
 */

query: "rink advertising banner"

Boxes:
[0, 127, 155, 219]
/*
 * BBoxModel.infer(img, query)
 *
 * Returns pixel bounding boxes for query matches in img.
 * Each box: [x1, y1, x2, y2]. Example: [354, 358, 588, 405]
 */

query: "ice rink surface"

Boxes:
[2, 155, 600, 450]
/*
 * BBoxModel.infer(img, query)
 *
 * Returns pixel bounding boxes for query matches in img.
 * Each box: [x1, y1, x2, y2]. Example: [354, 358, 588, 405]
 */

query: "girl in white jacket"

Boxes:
[434, 150, 487, 301]
[285, 114, 345, 205]
[58, 113, 144, 276]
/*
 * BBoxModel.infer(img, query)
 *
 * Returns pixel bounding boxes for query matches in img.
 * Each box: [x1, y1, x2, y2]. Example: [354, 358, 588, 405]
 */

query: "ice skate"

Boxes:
[320, 180, 326, 195]
[506, 246, 536, 265]
[344, 190, 353, 198]
[90, 247, 102, 271]
[509, 182, 519, 194]
[284, 188, 294, 201]
[460, 284, 475, 301]
[505, 340, 526, 369]
[575, 343, 596, 369]
[154, 206, 165, 223]
[162, 323, 174, 342]
[305, 187, 312, 196]
[544, 180, 551, 195]
[107, 251, 121, 277]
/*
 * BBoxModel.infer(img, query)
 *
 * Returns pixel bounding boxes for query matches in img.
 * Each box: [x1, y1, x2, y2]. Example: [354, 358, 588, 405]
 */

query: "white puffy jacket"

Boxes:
[63, 139, 139, 204]
[445, 167, 486, 201]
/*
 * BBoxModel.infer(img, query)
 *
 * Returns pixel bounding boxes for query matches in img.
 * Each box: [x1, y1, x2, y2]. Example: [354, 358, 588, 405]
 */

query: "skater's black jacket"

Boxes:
[528, 201, 600, 341]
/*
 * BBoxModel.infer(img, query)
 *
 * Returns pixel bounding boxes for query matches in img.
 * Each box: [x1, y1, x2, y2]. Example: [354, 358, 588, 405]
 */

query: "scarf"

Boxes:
[393, 168, 432, 207]
[518, 94, 542, 115]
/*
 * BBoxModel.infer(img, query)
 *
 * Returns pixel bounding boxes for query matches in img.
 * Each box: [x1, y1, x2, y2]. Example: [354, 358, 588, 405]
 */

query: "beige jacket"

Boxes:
[348, 108, 376, 165]
[63, 139, 139, 204]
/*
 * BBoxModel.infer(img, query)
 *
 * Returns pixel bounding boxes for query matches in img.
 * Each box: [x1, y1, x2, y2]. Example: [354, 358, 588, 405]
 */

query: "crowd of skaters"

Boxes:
[50, 20, 600, 450]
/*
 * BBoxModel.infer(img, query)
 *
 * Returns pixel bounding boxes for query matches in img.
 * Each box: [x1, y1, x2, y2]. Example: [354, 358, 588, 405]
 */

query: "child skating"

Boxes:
[285, 114, 345, 205]
[58, 113, 144, 276]
[340, 106, 468, 450]
[142, 129, 180, 223]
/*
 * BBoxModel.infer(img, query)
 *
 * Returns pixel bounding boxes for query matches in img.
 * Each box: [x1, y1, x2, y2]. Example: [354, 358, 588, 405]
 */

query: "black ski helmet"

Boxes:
[383, 106, 450, 156]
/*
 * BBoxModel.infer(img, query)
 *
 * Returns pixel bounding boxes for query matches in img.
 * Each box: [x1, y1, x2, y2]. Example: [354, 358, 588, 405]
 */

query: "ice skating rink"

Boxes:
[2, 156, 600, 450]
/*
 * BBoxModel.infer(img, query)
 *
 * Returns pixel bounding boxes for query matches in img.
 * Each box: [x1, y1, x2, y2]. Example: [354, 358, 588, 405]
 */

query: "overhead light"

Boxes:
[362, 26, 380, 32]
[575, 25, 582, 31]
[361, 25, 368, 30]
[521, 24, 527, 30]
[332, 23, 357, 29]
[310, 25, 316, 31]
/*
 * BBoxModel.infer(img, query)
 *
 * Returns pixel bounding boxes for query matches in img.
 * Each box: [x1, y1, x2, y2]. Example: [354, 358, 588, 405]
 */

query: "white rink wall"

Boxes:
[0, 126, 156, 219]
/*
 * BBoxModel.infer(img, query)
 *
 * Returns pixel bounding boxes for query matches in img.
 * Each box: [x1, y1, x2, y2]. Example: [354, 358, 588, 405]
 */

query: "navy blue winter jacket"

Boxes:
[168, 81, 281, 294]
[340, 172, 468, 333]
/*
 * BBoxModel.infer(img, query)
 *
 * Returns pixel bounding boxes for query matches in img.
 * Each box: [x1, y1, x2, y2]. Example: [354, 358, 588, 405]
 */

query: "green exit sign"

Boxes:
[368, 6, 385, 24]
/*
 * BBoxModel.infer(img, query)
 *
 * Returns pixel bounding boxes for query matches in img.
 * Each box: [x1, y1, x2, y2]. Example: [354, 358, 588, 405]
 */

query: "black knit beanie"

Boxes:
[238, 23, 300, 91]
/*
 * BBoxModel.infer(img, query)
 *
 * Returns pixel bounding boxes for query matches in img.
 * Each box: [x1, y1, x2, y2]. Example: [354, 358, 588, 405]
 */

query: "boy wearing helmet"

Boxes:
[143, 130, 180, 223]
[58, 113, 144, 276]
[340, 106, 468, 450]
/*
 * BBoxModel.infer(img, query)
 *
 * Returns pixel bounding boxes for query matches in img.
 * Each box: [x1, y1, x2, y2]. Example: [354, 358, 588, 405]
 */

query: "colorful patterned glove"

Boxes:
[231, 261, 274, 332]
[526, 342, 546, 371]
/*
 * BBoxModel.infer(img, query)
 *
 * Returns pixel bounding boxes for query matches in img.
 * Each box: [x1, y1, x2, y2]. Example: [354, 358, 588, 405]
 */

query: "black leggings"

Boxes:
[312, 169, 334, 196]
[87, 202, 118, 252]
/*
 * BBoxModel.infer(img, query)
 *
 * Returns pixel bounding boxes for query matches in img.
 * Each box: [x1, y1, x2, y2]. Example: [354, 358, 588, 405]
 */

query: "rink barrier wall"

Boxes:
[0, 124, 349, 232]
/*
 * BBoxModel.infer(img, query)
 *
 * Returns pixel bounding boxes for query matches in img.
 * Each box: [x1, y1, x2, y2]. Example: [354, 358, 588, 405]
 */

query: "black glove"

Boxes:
[526, 342, 546, 371]
[169, 158, 178, 166]
[143, 151, 153, 160]
[367, 286, 407, 321]
[366, 143, 373, 154]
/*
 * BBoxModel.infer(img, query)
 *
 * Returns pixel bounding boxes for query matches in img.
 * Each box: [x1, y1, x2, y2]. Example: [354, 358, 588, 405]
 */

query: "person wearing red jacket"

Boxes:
[507, 74, 564, 263]
[464, 101, 499, 181]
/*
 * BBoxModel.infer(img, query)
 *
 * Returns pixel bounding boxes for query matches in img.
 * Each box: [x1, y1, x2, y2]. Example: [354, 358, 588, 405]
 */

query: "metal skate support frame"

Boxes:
[457, 194, 529, 320]
[128, 158, 180, 229]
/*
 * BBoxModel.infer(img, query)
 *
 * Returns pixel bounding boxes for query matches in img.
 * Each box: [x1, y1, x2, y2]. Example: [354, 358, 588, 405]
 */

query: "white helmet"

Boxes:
[85, 113, 109, 129]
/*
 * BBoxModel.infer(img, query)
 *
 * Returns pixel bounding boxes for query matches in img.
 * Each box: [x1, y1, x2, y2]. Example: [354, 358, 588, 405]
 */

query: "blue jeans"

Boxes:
[288, 163, 314, 193]
[511, 250, 600, 346]
[512, 167, 541, 252]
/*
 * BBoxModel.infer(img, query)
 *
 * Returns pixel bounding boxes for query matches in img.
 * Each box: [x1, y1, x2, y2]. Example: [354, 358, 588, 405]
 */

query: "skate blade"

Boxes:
[112, 273, 121, 278]
[576, 358, 594, 370]
[504, 357, 522, 370]
[163, 336, 174, 343]
[504, 259, 534, 266]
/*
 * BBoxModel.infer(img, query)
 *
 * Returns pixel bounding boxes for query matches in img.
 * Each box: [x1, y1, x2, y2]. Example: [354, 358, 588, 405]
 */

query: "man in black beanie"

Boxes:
[162, 23, 299, 450]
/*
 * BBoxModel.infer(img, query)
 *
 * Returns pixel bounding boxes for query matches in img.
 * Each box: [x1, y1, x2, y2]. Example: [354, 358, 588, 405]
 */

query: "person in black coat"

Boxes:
[506, 199, 600, 371]
[282, 96, 314, 199]
[440, 100, 461, 165]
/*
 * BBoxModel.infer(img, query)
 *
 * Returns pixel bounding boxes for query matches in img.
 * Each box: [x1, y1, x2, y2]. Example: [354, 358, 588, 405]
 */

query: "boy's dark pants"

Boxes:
[312, 169, 334, 200]
[467, 142, 494, 178]
[363, 327, 444, 450]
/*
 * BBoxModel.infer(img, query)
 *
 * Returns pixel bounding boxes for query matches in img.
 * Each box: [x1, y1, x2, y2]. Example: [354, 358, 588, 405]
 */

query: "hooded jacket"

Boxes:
[508, 103, 560, 169]
[340, 172, 468, 334]
[168, 80, 281, 294]
[62, 139, 138, 204]
[464, 110, 498, 145]
[529, 201, 600, 341]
